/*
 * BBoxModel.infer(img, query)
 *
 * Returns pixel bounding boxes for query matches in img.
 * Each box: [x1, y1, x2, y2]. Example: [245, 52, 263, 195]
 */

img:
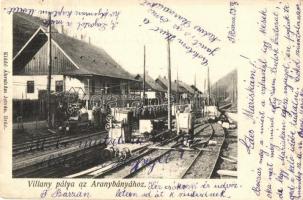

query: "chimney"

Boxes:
[81, 34, 84, 40]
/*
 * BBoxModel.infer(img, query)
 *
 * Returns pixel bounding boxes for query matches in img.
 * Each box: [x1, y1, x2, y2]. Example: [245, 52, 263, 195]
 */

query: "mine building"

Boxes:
[133, 73, 166, 104]
[13, 13, 138, 121]
[155, 76, 191, 103]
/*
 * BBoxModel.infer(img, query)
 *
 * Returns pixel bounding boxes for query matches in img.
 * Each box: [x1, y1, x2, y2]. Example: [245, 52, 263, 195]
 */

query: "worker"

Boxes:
[92, 102, 100, 129]
[55, 102, 66, 128]
[218, 110, 229, 123]
[100, 103, 108, 130]
[79, 104, 88, 122]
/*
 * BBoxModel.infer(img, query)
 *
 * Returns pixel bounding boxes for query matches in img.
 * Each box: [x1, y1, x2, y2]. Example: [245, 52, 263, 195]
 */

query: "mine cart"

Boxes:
[57, 104, 92, 134]
[176, 107, 196, 147]
[109, 109, 134, 143]
[176, 111, 195, 135]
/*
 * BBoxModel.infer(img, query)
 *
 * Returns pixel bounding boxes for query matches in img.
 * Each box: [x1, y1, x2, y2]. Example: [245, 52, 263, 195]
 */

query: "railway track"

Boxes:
[182, 124, 226, 179]
[12, 130, 107, 178]
[13, 144, 107, 178]
[84, 122, 215, 179]
[13, 130, 106, 156]
[124, 124, 217, 179]
[82, 132, 185, 178]
[13, 114, 227, 179]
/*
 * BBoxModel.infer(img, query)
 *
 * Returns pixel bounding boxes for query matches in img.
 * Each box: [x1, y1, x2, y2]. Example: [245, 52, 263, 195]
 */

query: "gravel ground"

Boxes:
[100, 122, 214, 179]
[212, 127, 238, 178]
[183, 123, 225, 179]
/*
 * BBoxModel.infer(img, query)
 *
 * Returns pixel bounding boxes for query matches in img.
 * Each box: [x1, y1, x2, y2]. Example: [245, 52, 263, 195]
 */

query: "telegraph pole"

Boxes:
[167, 39, 172, 131]
[176, 67, 179, 104]
[142, 45, 146, 106]
[207, 66, 210, 106]
[47, 12, 52, 128]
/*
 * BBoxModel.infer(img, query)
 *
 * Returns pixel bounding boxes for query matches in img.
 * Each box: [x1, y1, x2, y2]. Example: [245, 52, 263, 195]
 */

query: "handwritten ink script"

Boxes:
[139, 0, 220, 66]
[28, 179, 238, 199]
[116, 181, 238, 198]
[240, 2, 302, 199]
[227, 1, 239, 43]
[4, 6, 120, 31]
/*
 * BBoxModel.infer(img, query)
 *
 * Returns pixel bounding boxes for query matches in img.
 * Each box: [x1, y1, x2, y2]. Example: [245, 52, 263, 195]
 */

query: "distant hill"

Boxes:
[211, 69, 237, 111]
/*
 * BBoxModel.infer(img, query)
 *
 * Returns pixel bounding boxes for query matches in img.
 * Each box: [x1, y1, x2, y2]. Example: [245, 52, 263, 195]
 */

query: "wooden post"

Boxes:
[87, 78, 90, 109]
[176, 67, 179, 104]
[143, 45, 146, 106]
[47, 12, 52, 128]
[207, 66, 210, 105]
[194, 73, 196, 109]
[167, 39, 172, 131]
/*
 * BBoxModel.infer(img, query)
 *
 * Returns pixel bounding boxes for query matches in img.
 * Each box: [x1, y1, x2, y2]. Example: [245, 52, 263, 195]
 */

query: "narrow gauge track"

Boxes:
[89, 123, 212, 179]
[13, 115, 173, 178]
[77, 132, 185, 178]
[182, 124, 226, 179]
[13, 130, 106, 156]
[13, 128, 103, 148]
[71, 123, 211, 178]
[13, 144, 107, 178]
[13, 131, 107, 178]
[124, 124, 216, 179]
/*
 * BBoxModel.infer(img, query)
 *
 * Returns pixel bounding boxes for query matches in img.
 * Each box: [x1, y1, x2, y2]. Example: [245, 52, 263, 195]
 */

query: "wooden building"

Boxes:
[176, 80, 195, 99]
[133, 74, 166, 100]
[13, 13, 137, 101]
[155, 76, 189, 103]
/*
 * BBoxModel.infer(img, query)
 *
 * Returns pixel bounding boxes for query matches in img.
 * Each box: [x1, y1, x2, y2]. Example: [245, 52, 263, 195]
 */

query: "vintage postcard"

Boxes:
[0, 0, 302, 199]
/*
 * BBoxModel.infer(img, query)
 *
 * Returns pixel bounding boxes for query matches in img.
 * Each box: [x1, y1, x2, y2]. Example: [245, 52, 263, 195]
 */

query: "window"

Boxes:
[55, 80, 63, 92]
[27, 81, 34, 93]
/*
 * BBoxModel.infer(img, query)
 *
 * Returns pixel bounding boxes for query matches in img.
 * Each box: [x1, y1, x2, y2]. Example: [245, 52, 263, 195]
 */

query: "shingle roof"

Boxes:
[190, 85, 203, 94]
[156, 76, 187, 93]
[177, 80, 195, 94]
[13, 12, 136, 81]
[134, 74, 166, 92]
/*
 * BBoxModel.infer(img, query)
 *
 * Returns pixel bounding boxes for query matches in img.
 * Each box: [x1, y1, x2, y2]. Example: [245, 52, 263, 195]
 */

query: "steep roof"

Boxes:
[134, 74, 166, 92]
[13, 12, 136, 81]
[156, 76, 187, 93]
[177, 80, 195, 94]
[190, 85, 202, 94]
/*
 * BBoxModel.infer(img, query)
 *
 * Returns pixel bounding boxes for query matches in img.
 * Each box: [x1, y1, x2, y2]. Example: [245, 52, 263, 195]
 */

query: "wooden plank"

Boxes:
[217, 170, 237, 177]
[220, 156, 237, 163]
[23, 41, 76, 75]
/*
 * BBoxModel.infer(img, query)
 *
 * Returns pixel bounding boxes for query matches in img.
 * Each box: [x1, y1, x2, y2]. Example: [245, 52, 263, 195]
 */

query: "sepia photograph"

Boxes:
[12, 10, 237, 179]
[1, 0, 301, 199]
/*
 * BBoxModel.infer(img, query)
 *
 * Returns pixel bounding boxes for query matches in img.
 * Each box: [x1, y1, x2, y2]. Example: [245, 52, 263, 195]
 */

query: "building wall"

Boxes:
[13, 75, 64, 100]
[64, 76, 86, 99]
[15, 41, 76, 75]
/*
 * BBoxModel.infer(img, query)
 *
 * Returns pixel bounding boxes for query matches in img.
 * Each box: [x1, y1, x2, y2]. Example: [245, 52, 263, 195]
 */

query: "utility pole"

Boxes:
[47, 12, 52, 128]
[194, 73, 196, 88]
[207, 66, 210, 106]
[143, 45, 146, 106]
[176, 67, 179, 104]
[216, 82, 218, 104]
[194, 73, 196, 108]
[167, 39, 172, 131]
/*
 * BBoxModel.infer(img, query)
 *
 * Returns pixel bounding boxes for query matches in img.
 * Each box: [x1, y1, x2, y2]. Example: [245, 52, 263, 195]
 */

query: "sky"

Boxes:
[9, 0, 238, 92]
[84, 2, 237, 92]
